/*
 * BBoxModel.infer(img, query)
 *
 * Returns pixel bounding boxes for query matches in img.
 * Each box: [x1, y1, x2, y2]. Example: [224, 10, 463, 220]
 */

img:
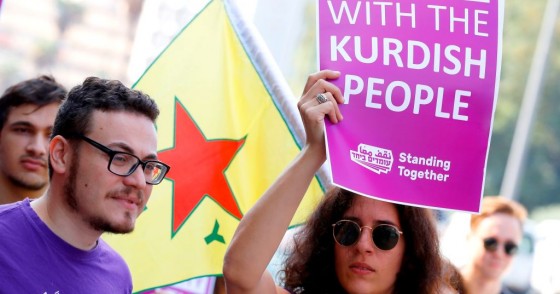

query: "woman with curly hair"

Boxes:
[223, 70, 449, 294]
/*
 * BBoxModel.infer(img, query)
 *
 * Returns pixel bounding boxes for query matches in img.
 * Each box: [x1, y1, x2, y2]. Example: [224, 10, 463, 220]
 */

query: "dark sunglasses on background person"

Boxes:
[332, 219, 403, 250]
[483, 237, 518, 256]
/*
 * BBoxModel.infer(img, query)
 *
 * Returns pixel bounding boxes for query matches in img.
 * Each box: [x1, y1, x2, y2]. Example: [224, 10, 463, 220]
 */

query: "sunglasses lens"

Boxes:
[483, 238, 518, 255]
[505, 242, 518, 256]
[483, 238, 498, 252]
[333, 221, 361, 246]
[372, 225, 400, 250]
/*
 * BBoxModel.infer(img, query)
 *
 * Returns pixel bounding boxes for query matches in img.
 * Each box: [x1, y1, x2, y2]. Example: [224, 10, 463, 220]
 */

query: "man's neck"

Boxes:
[0, 181, 45, 205]
[461, 266, 502, 294]
[31, 195, 102, 251]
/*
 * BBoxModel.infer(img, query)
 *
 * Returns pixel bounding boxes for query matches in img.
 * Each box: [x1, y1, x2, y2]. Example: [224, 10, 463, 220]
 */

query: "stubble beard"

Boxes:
[63, 155, 137, 234]
[7, 173, 47, 192]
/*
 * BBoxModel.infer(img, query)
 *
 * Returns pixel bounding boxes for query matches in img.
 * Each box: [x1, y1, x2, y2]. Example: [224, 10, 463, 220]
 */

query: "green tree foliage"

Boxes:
[486, 0, 560, 213]
[519, 32, 560, 211]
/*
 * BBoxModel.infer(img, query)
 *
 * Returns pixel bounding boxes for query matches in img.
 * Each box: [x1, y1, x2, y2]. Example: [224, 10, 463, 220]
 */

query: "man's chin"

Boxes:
[11, 175, 47, 191]
[482, 267, 506, 279]
[99, 225, 135, 235]
[104, 227, 135, 234]
[89, 216, 136, 234]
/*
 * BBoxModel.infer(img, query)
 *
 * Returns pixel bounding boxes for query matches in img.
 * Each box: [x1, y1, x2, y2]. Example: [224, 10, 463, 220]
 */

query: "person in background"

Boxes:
[0, 77, 170, 292]
[0, 75, 67, 204]
[223, 70, 451, 294]
[461, 196, 527, 294]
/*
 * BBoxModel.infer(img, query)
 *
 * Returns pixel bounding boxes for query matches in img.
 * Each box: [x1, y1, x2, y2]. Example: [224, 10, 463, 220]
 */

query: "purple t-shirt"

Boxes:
[0, 199, 133, 293]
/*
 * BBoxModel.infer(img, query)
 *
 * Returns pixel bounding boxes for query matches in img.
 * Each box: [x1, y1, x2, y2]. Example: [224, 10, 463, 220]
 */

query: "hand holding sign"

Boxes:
[298, 70, 344, 150]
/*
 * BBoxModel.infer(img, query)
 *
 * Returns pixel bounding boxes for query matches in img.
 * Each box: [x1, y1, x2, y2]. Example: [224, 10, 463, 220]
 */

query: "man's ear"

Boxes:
[49, 135, 72, 174]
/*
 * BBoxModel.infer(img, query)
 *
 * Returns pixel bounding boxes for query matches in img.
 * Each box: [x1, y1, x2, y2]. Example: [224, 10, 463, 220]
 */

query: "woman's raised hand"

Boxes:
[297, 70, 344, 153]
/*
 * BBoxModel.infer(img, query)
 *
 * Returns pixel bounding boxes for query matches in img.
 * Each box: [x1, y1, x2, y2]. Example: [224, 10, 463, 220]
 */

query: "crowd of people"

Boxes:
[0, 75, 168, 292]
[0, 72, 529, 293]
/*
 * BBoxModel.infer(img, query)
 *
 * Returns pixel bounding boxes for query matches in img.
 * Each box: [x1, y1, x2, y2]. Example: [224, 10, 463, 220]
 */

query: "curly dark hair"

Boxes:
[281, 187, 444, 294]
[48, 77, 159, 176]
[0, 75, 67, 130]
[442, 259, 466, 293]
[52, 77, 158, 138]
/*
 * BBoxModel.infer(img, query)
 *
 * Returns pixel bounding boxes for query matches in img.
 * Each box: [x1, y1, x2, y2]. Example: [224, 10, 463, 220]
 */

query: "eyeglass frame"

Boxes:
[482, 237, 518, 256]
[332, 219, 403, 250]
[71, 134, 170, 185]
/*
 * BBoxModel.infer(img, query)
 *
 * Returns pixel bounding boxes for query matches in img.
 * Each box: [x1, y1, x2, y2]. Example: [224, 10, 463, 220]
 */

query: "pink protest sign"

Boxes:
[318, 0, 503, 212]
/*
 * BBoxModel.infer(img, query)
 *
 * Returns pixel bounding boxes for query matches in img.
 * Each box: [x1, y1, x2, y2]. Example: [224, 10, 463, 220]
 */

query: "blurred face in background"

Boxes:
[467, 213, 523, 280]
[0, 103, 59, 199]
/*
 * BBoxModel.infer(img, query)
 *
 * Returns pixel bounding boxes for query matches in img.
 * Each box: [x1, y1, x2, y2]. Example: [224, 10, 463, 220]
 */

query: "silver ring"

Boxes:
[316, 93, 328, 104]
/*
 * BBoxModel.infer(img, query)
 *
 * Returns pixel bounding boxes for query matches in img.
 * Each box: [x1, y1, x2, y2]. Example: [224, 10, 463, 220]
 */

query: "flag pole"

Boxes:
[225, 0, 332, 188]
[500, 0, 560, 199]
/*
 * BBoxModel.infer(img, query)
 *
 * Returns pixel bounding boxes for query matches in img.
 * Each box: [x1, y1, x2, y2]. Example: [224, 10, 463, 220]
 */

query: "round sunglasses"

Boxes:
[483, 237, 518, 256]
[332, 220, 403, 250]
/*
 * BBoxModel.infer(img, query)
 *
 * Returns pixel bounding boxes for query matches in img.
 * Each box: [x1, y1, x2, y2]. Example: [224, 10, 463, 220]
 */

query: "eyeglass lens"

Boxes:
[77, 134, 169, 185]
[332, 220, 401, 250]
[483, 237, 518, 256]
[110, 153, 167, 184]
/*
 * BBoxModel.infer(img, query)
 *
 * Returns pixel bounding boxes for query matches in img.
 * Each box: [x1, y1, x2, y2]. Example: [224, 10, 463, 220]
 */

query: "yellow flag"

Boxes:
[104, 0, 327, 291]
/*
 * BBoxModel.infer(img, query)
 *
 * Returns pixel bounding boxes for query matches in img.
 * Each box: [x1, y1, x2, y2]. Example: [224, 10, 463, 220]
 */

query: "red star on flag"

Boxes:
[158, 100, 245, 235]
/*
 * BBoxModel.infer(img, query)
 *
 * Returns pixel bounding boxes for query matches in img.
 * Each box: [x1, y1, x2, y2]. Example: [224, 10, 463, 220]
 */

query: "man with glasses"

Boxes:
[0, 75, 66, 204]
[0, 77, 170, 292]
[461, 196, 528, 294]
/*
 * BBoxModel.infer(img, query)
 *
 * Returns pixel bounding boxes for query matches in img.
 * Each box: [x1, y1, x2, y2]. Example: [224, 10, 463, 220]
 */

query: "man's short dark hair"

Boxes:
[0, 75, 67, 129]
[52, 77, 159, 139]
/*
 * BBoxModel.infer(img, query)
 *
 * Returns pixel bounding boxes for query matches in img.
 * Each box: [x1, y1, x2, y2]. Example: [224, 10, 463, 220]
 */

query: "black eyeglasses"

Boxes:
[76, 134, 170, 185]
[483, 237, 518, 256]
[332, 220, 403, 250]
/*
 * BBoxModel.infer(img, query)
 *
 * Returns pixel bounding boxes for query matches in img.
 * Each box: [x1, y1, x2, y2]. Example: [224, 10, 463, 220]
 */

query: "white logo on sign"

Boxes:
[350, 144, 393, 174]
